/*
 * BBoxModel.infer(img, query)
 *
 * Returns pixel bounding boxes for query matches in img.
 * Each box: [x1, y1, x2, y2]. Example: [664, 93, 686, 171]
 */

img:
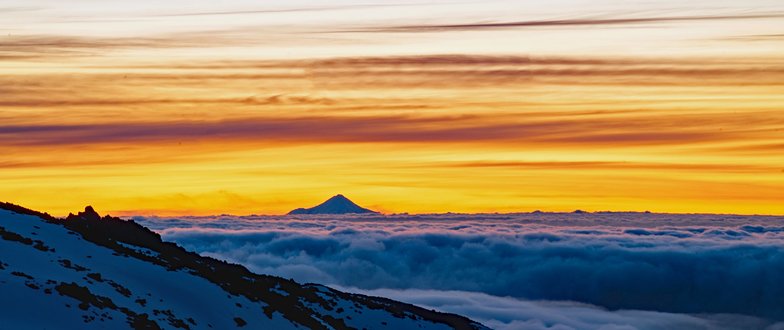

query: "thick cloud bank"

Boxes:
[332, 287, 783, 330]
[135, 213, 784, 329]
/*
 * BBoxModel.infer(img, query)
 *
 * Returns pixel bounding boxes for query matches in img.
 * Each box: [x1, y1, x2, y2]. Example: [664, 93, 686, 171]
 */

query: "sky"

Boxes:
[1, 0, 783, 216]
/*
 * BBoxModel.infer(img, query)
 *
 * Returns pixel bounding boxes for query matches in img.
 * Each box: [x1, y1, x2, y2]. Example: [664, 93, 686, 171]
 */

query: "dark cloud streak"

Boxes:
[436, 161, 778, 173]
[0, 115, 733, 147]
[345, 12, 784, 33]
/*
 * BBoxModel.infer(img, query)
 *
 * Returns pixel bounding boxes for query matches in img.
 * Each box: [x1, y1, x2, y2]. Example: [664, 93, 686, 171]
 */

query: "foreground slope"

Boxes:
[0, 202, 486, 330]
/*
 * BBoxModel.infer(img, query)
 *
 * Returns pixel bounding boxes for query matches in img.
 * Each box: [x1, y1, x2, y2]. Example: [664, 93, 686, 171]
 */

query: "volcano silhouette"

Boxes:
[288, 194, 379, 215]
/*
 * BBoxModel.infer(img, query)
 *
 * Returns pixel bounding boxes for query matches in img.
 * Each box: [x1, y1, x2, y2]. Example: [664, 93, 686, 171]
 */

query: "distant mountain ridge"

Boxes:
[288, 194, 379, 215]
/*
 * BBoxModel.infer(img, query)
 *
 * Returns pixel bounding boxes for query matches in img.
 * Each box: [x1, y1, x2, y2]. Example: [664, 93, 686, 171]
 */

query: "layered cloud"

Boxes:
[134, 213, 784, 328]
[2, 55, 782, 150]
[0, 113, 750, 147]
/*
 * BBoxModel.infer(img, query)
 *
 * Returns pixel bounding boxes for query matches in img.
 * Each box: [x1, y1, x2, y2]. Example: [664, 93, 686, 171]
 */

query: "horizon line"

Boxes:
[102, 208, 784, 218]
[5, 200, 783, 219]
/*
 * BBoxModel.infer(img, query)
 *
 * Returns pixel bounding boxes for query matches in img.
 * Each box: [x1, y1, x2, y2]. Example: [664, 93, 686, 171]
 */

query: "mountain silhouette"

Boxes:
[288, 194, 379, 215]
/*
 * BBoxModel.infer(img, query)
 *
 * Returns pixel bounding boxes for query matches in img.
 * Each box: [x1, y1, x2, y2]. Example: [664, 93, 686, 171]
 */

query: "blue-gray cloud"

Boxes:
[134, 213, 784, 328]
[334, 287, 783, 330]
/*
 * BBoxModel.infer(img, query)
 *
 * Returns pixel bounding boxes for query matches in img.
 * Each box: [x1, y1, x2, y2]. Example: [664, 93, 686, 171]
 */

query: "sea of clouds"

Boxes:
[134, 213, 784, 330]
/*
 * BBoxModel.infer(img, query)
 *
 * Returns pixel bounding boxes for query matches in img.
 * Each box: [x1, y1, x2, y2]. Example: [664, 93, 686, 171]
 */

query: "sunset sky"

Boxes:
[1, 0, 783, 216]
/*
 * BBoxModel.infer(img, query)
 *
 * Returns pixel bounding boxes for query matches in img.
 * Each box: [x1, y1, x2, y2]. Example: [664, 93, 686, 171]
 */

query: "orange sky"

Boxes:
[1, 1, 783, 215]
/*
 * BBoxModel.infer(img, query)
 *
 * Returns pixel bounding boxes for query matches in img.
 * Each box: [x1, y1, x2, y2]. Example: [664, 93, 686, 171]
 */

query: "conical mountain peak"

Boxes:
[288, 194, 378, 215]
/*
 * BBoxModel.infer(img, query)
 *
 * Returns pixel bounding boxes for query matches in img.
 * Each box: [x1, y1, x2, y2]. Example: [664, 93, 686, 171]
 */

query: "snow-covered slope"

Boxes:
[0, 202, 486, 330]
[288, 195, 378, 215]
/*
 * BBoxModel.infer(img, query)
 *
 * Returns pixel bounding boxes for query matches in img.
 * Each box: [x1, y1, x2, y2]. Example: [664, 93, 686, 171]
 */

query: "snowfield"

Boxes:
[0, 203, 487, 330]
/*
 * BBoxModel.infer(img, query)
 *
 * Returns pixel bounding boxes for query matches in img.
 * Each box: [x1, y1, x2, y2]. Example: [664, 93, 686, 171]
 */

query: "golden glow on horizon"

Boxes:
[1, 1, 783, 216]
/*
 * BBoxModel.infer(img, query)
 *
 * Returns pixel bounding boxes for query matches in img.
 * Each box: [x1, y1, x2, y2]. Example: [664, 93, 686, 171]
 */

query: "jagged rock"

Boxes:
[66, 206, 102, 222]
